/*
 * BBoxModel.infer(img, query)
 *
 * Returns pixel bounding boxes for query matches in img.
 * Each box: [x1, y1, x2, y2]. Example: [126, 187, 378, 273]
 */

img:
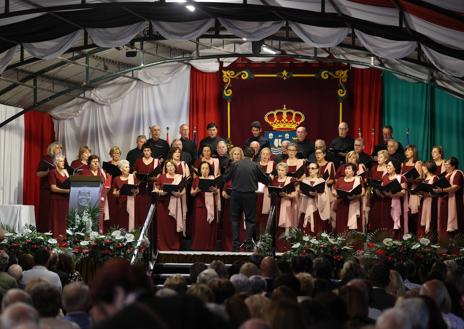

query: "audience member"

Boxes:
[0, 302, 39, 329]
[1, 288, 32, 311]
[62, 282, 92, 329]
[21, 248, 62, 291]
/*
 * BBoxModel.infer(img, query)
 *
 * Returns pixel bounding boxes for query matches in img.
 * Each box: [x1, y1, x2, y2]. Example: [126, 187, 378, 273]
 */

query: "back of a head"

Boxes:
[239, 318, 270, 329]
[260, 257, 278, 278]
[295, 273, 314, 297]
[245, 295, 270, 319]
[186, 283, 214, 303]
[30, 282, 61, 317]
[395, 297, 429, 329]
[291, 255, 312, 274]
[18, 254, 34, 271]
[369, 262, 390, 288]
[8, 264, 23, 282]
[190, 262, 207, 284]
[62, 282, 90, 313]
[315, 292, 347, 324]
[376, 308, 412, 329]
[230, 273, 251, 294]
[1, 302, 39, 329]
[339, 285, 368, 320]
[164, 274, 188, 295]
[313, 257, 333, 280]
[1, 289, 32, 311]
[273, 274, 300, 296]
[249, 275, 267, 295]
[197, 268, 218, 285]
[33, 248, 50, 267]
[419, 279, 451, 313]
[0, 250, 10, 271]
[240, 262, 259, 278]
[209, 278, 235, 304]
[209, 260, 228, 279]
[266, 298, 305, 329]
[243, 147, 254, 158]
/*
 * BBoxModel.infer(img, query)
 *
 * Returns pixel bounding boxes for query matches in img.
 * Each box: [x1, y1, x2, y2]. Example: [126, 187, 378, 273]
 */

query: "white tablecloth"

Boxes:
[0, 205, 36, 233]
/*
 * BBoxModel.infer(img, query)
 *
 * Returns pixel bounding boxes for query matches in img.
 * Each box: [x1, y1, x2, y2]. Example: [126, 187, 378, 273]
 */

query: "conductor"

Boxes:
[223, 147, 271, 251]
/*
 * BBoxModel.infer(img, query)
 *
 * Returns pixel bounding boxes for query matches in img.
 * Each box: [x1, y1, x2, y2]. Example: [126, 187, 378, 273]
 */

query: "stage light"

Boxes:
[261, 44, 277, 55]
[242, 37, 247, 41]
[186, 4, 196, 12]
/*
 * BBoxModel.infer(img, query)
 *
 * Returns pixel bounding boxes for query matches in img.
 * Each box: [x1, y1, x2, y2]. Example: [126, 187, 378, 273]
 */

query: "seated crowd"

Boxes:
[36, 121, 463, 252]
[1, 245, 464, 329]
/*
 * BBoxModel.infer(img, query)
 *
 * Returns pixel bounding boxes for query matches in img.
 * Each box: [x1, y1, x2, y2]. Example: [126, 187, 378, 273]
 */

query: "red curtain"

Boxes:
[23, 111, 55, 219]
[189, 67, 222, 143]
[351, 68, 383, 154]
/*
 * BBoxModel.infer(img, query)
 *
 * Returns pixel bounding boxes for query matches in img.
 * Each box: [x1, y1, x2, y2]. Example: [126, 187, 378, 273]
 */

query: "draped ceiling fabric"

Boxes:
[0, 0, 463, 95]
[0, 105, 24, 205]
[50, 64, 190, 161]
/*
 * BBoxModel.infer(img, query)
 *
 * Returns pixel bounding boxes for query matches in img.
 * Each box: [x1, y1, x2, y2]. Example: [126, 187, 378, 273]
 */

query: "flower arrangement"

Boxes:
[67, 206, 99, 235]
[0, 226, 148, 264]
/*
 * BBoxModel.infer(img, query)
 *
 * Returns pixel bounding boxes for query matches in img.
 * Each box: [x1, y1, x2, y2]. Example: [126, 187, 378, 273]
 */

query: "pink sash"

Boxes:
[420, 176, 436, 233]
[127, 174, 135, 231]
[179, 161, 190, 177]
[299, 177, 330, 232]
[168, 174, 186, 234]
[390, 175, 403, 230]
[347, 176, 362, 230]
[446, 170, 463, 232]
[402, 162, 422, 233]
[261, 161, 274, 214]
[202, 176, 217, 223]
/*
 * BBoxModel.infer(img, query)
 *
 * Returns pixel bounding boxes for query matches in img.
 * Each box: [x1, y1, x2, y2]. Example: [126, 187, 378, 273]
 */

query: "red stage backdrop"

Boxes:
[221, 60, 353, 148]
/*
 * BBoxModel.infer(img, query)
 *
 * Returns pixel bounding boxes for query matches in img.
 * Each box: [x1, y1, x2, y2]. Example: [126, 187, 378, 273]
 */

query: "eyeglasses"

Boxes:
[309, 167, 318, 170]
[287, 149, 297, 152]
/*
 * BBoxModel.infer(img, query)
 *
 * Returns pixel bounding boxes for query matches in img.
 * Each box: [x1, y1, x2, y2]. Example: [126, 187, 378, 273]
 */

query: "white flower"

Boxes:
[292, 242, 301, 249]
[98, 235, 106, 239]
[66, 230, 74, 236]
[328, 238, 336, 244]
[89, 232, 99, 240]
[310, 239, 320, 245]
[23, 228, 32, 235]
[111, 230, 122, 238]
[383, 238, 393, 246]
[393, 241, 402, 246]
[1, 239, 8, 244]
[44, 232, 53, 236]
[36, 236, 44, 240]
[125, 233, 135, 243]
[342, 246, 353, 250]
[321, 233, 329, 238]
[80, 241, 90, 246]
[302, 236, 310, 242]
[411, 243, 421, 250]
[4, 232, 13, 237]
[47, 239, 57, 245]
[402, 234, 412, 241]
[419, 238, 430, 246]
[431, 244, 440, 249]
[75, 232, 85, 236]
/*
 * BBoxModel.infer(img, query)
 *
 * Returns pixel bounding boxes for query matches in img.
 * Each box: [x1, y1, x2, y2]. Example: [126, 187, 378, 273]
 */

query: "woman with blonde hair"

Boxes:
[36, 141, 66, 232]
[70, 146, 91, 172]
[112, 160, 139, 230]
[48, 154, 70, 237]
[256, 147, 275, 236]
[368, 150, 389, 232]
[104, 146, 122, 230]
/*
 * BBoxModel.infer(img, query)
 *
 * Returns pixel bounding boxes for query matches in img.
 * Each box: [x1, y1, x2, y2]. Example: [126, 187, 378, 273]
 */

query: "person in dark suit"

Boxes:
[126, 135, 147, 169]
[146, 125, 169, 160]
[372, 125, 404, 159]
[368, 262, 396, 311]
[295, 126, 314, 159]
[354, 137, 373, 169]
[243, 121, 270, 150]
[179, 124, 197, 165]
[329, 121, 354, 168]
[198, 122, 224, 156]
[387, 139, 406, 163]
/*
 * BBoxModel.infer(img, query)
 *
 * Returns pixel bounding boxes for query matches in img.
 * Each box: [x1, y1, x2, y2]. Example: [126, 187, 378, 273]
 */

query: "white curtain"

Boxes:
[0, 46, 18, 74]
[24, 30, 83, 60]
[355, 30, 416, 60]
[0, 105, 24, 204]
[87, 22, 148, 48]
[51, 64, 190, 161]
[421, 45, 464, 78]
[218, 18, 284, 41]
[289, 23, 348, 48]
[152, 19, 215, 40]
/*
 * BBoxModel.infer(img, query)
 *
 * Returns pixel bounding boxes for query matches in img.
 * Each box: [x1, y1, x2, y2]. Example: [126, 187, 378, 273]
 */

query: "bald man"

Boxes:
[146, 124, 170, 160]
[329, 121, 354, 167]
[295, 126, 314, 159]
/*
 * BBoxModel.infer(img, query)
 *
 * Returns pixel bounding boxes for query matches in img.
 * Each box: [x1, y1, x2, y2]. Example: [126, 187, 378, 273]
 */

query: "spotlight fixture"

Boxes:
[185, 4, 195, 12]
[242, 37, 247, 41]
[261, 44, 278, 55]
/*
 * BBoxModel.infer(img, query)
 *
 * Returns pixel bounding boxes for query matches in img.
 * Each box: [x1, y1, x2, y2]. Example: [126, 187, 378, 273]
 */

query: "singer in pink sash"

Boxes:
[105, 146, 122, 231]
[298, 162, 331, 235]
[153, 160, 186, 251]
[191, 161, 221, 251]
[435, 157, 464, 238]
[401, 145, 423, 235]
[194, 145, 220, 177]
[133, 144, 160, 228]
[270, 162, 298, 252]
[48, 154, 70, 237]
[332, 163, 364, 234]
[417, 161, 438, 236]
[256, 147, 275, 236]
[368, 150, 389, 232]
[431, 146, 446, 176]
[112, 160, 138, 231]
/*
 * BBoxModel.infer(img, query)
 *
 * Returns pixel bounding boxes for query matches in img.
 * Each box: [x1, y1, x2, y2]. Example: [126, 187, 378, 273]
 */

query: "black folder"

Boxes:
[336, 184, 362, 200]
[135, 165, 163, 181]
[119, 183, 138, 196]
[268, 181, 296, 195]
[287, 165, 306, 179]
[411, 182, 437, 195]
[58, 178, 71, 190]
[163, 178, 186, 193]
[198, 176, 222, 191]
[300, 181, 325, 195]
[403, 167, 420, 180]
[102, 162, 122, 177]
[377, 179, 403, 194]
[435, 176, 451, 189]
[367, 178, 382, 188]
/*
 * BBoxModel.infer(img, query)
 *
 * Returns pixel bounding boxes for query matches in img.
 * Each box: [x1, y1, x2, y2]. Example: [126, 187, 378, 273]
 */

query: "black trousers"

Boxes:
[230, 191, 256, 250]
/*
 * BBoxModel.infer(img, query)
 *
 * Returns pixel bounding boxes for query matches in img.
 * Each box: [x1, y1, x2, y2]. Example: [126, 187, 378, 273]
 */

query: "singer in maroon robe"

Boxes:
[112, 160, 139, 230]
[368, 150, 389, 232]
[48, 154, 70, 237]
[70, 146, 91, 173]
[191, 161, 220, 251]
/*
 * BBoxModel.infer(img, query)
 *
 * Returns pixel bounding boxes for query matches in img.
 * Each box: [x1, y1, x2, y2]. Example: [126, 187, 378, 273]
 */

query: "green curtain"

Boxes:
[382, 72, 432, 161]
[432, 88, 464, 161]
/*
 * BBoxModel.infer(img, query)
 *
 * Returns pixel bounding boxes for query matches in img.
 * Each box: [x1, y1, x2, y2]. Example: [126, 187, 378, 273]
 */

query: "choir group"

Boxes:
[36, 121, 464, 252]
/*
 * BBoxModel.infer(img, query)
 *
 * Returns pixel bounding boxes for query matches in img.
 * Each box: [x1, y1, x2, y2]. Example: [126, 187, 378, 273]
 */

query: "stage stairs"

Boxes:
[152, 251, 256, 287]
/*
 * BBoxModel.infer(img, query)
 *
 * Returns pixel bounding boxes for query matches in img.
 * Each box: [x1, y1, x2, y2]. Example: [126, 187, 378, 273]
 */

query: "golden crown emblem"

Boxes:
[264, 105, 305, 131]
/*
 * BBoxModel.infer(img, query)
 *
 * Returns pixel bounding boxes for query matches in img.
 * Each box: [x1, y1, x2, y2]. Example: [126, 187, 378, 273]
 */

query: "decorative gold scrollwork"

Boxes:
[320, 69, 348, 100]
[222, 70, 250, 98]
